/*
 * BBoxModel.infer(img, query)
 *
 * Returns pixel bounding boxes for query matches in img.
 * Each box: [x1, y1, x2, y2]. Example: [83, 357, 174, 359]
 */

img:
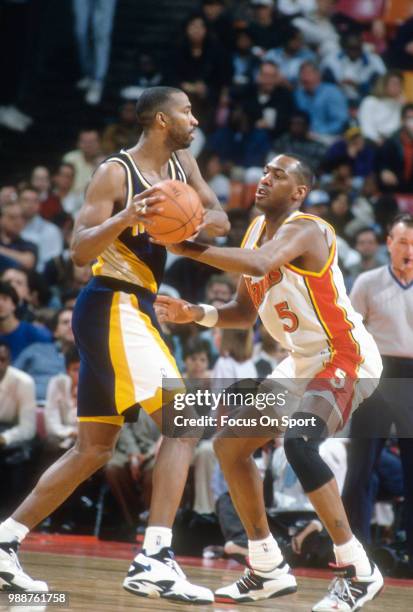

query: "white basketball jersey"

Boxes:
[242, 211, 378, 375]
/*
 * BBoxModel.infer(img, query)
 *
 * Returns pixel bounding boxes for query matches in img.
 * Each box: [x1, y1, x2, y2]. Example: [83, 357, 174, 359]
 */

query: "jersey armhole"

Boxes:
[284, 216, 336, 278]
[106, 157, 133, 209]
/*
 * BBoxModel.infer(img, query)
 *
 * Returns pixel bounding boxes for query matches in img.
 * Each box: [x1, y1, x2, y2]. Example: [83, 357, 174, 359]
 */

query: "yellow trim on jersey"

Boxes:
[92, 255, 104, 276]
[108, 293, 136, 414]
[78, 416, 124, 426]
[285, 212, 336, 235]
[123, 151, 152, 188]
[240, 216, 263, 248]
[286, 240, 336, 278]
[113, 239, 158, 293]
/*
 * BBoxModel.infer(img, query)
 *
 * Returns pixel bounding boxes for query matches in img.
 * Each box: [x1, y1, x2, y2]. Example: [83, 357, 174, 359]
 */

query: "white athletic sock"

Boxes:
[334, 536, 371, 576]
[143, 526, 172, 556]
[0, 518, 29, 544]
[248, 534, 283, 573]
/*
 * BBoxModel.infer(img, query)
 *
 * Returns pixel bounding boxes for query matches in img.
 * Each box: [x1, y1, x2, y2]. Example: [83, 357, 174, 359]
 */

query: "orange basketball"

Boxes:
[148, 180, 204, 244]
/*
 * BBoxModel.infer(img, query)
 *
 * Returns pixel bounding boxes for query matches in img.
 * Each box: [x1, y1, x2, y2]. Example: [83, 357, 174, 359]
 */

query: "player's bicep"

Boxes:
[259, 222, 310, 267]
[75, 163, 125, 231]
[177, 150, 221, 210]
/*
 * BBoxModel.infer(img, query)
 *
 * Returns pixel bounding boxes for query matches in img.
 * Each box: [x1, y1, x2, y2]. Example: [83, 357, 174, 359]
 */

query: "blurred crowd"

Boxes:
[0, 0, 412, 575]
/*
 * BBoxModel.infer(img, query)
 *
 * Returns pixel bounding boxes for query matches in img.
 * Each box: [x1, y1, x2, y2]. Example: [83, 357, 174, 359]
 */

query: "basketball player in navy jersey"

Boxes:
[0, 87, 229, 604]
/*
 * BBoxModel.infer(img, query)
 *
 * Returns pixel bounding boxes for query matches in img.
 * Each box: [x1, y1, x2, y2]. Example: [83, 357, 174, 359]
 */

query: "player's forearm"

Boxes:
[191, 301, 255, 329]
[179, 241, 275, 276]
[71, 211, 130, 265]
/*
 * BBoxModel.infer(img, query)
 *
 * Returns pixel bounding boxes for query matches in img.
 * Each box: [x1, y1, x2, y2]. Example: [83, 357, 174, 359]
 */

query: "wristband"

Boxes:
[197, 303, 218, 327]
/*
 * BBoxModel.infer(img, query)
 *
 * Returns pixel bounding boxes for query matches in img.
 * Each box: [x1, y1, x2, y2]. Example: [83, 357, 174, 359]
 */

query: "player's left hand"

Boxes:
[196, 209, 229, 238]
[155, 294, 199, 324]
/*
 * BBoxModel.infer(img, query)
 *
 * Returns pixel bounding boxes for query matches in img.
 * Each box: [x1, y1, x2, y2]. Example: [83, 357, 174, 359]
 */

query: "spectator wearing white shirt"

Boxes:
[358, 71, 404, 145]
[62, 129, 103, 196]
[44, 345, 79, 452]
[20, 187, 63, 272]
[212, 329, 258, 381]
[321, 32, 386, 105]
[293, 0, 340, 58]
[264, 26, 316, 84]
[0, 343, 36, 515]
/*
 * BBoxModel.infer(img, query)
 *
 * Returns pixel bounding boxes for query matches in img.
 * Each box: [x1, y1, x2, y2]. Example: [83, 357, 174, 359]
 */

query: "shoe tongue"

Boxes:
[329, 562, 357, 578]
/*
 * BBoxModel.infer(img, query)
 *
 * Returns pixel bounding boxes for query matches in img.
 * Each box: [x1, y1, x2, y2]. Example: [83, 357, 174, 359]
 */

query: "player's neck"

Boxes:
[263, 209, 295, 240]
[130, 136, 172, 172]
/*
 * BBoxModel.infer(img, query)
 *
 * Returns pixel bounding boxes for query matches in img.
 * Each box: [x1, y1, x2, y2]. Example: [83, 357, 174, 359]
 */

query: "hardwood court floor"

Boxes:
[14, 550, 413, 612]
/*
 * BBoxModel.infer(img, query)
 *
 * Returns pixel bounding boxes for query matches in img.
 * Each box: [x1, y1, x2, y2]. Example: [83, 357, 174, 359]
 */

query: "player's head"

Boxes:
[255, 154, 314, 215]
[387, 213, 413, 273]
[136, 86, 198, 149]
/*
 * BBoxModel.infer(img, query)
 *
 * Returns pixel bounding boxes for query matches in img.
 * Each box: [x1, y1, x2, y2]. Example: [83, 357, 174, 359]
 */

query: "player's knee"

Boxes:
[74, 442, 113, 471]
[284, 413, 333, 493]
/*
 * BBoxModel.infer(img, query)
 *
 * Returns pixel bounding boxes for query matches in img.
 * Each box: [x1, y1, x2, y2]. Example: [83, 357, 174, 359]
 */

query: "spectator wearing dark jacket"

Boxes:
[376, 104, 413, 194]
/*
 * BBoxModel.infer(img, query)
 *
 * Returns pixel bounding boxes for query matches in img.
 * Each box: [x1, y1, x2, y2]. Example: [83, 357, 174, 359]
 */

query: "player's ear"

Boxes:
[156, 111, 168, 128]
[293, 185, 307, 203]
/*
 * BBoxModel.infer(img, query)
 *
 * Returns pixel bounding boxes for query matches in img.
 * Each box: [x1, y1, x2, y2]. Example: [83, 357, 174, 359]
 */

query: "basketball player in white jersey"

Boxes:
[155, 154, 384, 611]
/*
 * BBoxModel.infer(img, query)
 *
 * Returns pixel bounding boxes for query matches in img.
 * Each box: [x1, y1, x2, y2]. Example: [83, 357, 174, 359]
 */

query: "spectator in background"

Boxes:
[294, 61, 348, 144]
[208, 102, 271, 168]
[52, 163, 83, 218]
[376, 103, 413, 195]
[30, 166, 62, 221]
[387, 4, 413, 70]
[345, 228, 387, 290]
[212, 328, 257, 380]
[44, 345, 79, 454]
[0, 343, 36, 515]
[302, 188, 330, 217]
[203, 154, 230, 206]
[271, 111, 326, 170]
[1, 268, 35, 322]
[322, 127, 376, 179]
[242, 61, 294, 139]
[72, 0, 118, 105]
[293, 0, 340, 58]
[278, 0, 316, 17]
[248, 0, 286, 53]
[0, 202, 37, 272]
[230, 27, 261, 95]
[201, 0, 233, 49]
[225, 209, 251, 247]
[321, 32, 386, 106]
[325, 190, 367, 240]
[0, 186, 18, 208]
[253, 325, 288, 377]
[120, 53, 163, 101]
[171, 14, 231, 127]
[358, 71, 404, 145]
[14, 309, 74, 403]
[63, 129, 103, 196]
[20, 187, 63, 272]
[0, 282, 52, 362]
[264, 26, 316, 85]
[101, 102, 138, 155]
[205, 274, 235, 307]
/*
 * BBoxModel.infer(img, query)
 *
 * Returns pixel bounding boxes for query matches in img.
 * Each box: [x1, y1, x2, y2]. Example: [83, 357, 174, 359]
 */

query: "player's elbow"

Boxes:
[70, 246, 88, 267]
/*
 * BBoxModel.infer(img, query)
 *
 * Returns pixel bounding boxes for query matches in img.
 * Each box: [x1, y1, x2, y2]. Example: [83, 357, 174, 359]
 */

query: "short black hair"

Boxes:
[183, 337, 211, 362]
[50, 307, 73, 333]
[389, 213, 413, 232]
[135, 86, 183, 130]
[287, 155, 315, 189]
[353, 226, 379, 244]
[64, 343, 80, 369]
[0, 281, 18, 307]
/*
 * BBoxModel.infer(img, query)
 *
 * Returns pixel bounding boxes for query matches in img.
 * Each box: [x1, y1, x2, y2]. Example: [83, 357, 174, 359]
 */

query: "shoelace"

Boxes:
[327, 576, 356, 606]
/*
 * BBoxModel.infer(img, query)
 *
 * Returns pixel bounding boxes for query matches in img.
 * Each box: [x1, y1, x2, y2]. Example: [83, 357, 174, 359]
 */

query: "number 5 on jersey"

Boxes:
[275, 301, 299, 332]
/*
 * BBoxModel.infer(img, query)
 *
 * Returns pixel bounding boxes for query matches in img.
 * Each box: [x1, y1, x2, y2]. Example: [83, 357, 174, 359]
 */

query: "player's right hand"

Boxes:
[120, 186, 165, 228]
[155, 294, 199, 324]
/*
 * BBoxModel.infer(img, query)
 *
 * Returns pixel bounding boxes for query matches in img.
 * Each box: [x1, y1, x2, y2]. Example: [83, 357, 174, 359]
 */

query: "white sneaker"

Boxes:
[0, 541, 48, 591]
[312, 562, 384, 611]
[123, 547, 214, 604]
[215, 560, 297, 603]
[85, 81, 103, 105]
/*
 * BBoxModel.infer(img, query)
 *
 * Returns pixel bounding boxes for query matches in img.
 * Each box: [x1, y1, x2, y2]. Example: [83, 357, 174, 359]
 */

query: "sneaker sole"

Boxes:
[215, 584, 297, 604]
[311, 582, 384, 612]
[123, 583, 213, 605]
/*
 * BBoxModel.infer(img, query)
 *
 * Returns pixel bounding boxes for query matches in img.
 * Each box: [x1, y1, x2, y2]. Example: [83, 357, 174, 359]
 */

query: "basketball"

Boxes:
[148, 179, 204, 244]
